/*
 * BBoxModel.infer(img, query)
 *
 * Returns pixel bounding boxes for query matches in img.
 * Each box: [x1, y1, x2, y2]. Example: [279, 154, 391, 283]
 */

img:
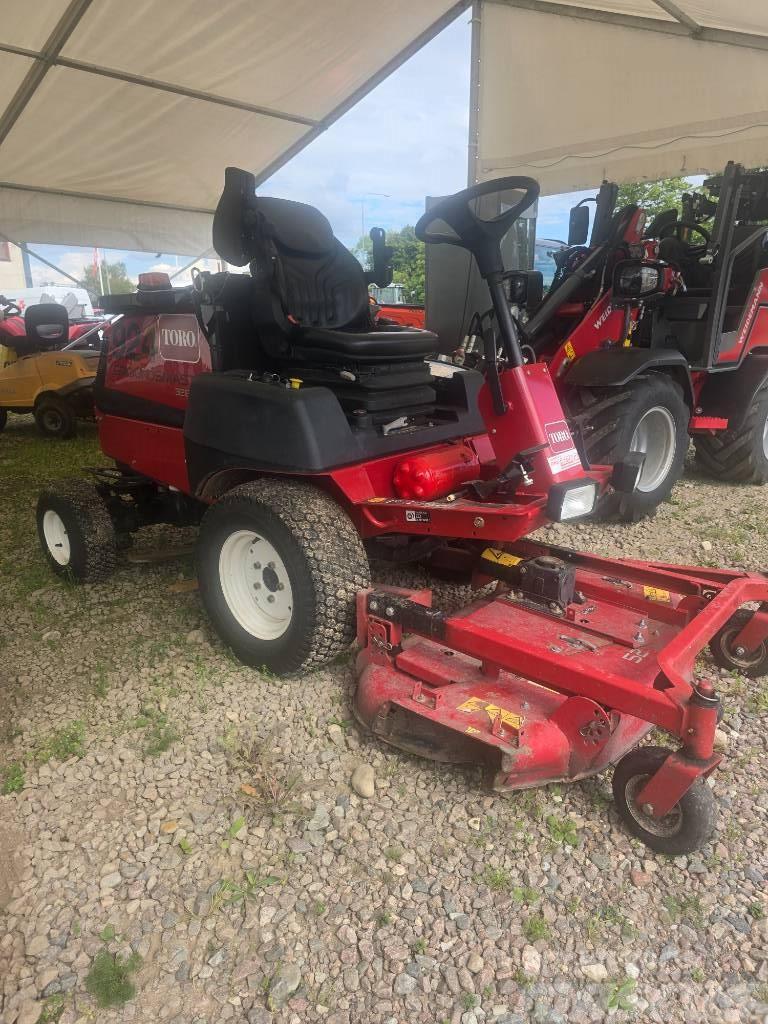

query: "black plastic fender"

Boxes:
[564, 348, 694, 405]
[694, 352, 768, 431]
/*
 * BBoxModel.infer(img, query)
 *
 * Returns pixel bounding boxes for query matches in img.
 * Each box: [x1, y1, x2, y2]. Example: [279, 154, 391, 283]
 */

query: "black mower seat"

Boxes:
[212, 167, 434, 354]
[293, 324, 437, 362]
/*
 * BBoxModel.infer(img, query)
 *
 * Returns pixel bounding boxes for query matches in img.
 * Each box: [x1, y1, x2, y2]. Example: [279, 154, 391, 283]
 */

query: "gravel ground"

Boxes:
[1, 416, 767, 1024]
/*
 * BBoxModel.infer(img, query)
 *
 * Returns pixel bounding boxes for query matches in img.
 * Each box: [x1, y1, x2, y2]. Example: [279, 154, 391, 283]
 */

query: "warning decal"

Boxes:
[643, 585, 671, 603]
[457, 696, 523, 731]
[481, 548, 522, 567]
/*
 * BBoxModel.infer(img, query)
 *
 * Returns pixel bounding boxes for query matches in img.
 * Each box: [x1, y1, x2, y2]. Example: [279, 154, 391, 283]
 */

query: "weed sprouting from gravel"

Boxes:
[210, 871, 282, 913]
[36, 721, 85, 763]
[384, 846, 403, 863]
[606, 978, 637, 1011]
[546, 814, 579, 847]
[460, 993, 478, 1010]
[523, 913, 550, 942]
[1, 762, 24, 794]
[481, 866, 512, 891]
[85, 950, 142, 1008]
[39, 995, 66, 1023]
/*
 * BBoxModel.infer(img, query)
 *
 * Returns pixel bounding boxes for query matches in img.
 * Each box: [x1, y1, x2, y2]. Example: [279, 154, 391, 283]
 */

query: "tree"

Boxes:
[616, 176, 691, 220]
[354, 225, 426, 304]
[80, 260, 134, 299]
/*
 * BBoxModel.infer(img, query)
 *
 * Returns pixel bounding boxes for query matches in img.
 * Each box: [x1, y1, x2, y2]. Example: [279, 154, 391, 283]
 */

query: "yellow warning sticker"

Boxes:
[643, 586, 671, 603]
[457, 697, 523, 731]
[564, 340, 576, 360]
[481, 547, 522, 567]
[465, 726, 482, 736]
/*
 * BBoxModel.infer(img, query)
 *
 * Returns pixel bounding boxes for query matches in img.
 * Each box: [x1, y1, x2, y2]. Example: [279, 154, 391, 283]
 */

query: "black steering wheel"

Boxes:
[658, 220, 710, 258]
[415, 177, 539, 278]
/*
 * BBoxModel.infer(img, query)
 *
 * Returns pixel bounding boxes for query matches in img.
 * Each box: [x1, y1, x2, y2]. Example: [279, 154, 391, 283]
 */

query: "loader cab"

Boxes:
[646, 162, 768, 368]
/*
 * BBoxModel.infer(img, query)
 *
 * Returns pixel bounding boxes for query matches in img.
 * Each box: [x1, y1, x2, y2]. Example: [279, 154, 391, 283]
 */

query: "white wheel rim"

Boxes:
[218, 530, 294, 641]
[43, 510, 71, 566]
[630, 405, 677, 493]
[762, 412, 768, 460]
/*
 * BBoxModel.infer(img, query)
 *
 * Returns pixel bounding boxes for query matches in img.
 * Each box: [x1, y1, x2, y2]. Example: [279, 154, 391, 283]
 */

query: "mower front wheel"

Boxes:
[36, 479, 117, 582]
[612, 745, 717, 854]
[34, 396, 77, 439]
[709, 608, 768, 677]
[197, 480, 370, 675]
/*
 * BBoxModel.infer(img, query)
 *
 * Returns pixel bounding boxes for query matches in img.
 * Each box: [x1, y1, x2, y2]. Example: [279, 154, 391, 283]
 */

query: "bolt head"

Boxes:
[473, 516, 485, 529]
[267, 561, 275, 570]
[253, 582, 261, 590]
[267, 594, 275, 603]
[385, 606, 395, 617]
[735, 646, 746, 658]
[253, 562, 261, 569]
[370, 600, 378, 611]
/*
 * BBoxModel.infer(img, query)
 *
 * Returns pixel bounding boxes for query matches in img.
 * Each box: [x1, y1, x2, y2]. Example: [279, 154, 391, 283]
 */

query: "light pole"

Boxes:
[361, 192, 390, 238]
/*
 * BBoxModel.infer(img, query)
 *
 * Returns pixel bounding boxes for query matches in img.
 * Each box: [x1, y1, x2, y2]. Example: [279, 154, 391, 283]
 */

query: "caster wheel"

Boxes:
[612, 746, 717, 854]
[709, 609, 768, 677]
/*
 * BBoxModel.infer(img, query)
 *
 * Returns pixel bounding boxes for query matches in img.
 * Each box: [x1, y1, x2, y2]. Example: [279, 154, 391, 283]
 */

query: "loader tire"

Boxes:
[197, 479, 370, 675]
[37, 478, 117, 583]
[694, 383, 768, 484]
[567, 374, 688, 521]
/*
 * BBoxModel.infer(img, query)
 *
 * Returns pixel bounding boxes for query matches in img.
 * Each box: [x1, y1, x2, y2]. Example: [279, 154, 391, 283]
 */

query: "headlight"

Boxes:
[547, 479, 597, 522]
[613, 259, 665, 299]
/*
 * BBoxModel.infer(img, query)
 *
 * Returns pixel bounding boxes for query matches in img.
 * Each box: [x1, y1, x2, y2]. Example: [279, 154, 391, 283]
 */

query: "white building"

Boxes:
[0, 242, 27, 295]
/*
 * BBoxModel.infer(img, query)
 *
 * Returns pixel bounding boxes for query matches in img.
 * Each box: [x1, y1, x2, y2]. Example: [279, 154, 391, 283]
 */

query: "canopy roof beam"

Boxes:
[0, 0, 94, 148]
[0, 43, 321, 128]
[490, 0, 768, 52]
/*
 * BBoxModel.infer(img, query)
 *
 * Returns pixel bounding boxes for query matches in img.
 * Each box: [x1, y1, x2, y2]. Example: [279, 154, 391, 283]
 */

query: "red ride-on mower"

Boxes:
[36, 169, 768, 851]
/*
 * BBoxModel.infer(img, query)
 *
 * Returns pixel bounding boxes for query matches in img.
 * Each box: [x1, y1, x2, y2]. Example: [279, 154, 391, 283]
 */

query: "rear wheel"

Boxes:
[0, 409, 7, 433]
[568, 374, 689, 520]
[34, 396, 77, 439]
[197, 480, 370, 675]
[36, 479, 117, 582]
[694, 383, 768, 483]
[612, 746, 717, 854]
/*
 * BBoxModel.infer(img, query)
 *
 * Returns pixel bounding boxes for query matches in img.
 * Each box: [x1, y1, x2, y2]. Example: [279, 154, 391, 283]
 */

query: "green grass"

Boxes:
[1, 762, 24, 794]
[384, 846, 403, 863]
[210, 871, 282, 912]
[523, 913, 550, 942]
[85, 950, 142, 1008]
[481, 866, 512, 891]
[36, 721, 85, 763]
[460, 993, 478, 1010]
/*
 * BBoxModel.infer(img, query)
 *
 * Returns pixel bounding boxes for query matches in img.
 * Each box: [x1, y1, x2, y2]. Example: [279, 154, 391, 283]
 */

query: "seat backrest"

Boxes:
[213, 166, 371, 332]
[24, 303, 69, 352]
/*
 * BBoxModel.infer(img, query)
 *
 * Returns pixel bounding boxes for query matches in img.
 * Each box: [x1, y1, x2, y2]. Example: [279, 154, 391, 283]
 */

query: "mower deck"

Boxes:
[356, 542, 768, 837]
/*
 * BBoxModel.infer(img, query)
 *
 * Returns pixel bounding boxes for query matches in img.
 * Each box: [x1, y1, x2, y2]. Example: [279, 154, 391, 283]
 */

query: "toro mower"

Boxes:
[0, 295, 104, 437]
[35, 169, 768, 853]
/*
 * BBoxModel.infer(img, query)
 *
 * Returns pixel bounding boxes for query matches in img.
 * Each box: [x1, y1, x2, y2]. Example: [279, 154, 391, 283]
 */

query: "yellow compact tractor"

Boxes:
[0, 298, 102, 438]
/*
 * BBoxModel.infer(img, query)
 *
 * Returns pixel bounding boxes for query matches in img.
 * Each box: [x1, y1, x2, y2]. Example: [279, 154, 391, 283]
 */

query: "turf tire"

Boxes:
[197, 479, 370, 675]
[37, 478, 117, 582]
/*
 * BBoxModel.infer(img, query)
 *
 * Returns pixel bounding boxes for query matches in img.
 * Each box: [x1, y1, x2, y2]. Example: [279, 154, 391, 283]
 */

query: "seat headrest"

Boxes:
[213, 166, 336, 266]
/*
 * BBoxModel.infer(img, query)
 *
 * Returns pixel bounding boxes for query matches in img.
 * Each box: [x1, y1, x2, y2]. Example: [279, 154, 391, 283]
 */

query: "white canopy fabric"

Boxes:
[472, 1, 768, 194]
[0, 0, 467, 253]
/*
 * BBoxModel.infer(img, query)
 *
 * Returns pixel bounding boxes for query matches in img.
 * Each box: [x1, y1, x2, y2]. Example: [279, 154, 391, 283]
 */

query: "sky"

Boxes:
[26, 12, 590, 289]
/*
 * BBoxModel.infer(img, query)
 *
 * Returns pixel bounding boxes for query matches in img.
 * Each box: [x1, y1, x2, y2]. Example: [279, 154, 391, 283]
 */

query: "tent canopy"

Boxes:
[472, 1, 768, 194]
[0, 0, 466, 253]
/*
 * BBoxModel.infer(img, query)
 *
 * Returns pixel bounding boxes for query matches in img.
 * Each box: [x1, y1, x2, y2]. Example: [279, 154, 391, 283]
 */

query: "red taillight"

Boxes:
[393, 444, 480, 500]
[138, 272, 172, 289]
